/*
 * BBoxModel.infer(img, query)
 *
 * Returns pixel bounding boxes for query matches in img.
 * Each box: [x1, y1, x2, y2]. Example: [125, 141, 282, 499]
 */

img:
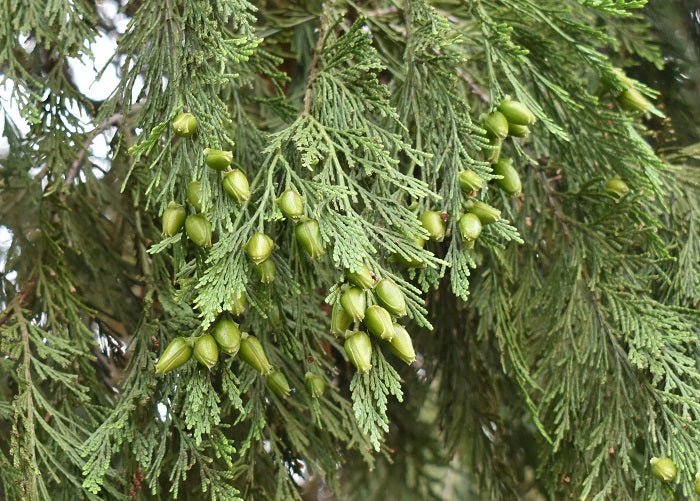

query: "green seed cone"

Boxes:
[295, 218, 325, 258]
[331, 301, 353, 336]
[420, 211, 447, 242]
[650, 457, 677, 483]
[203, 148, 233, 171]
[172, 112, 198, 138]
[344, 331, 372, 373]
[493, 158, 522, 196]
[483, 111, 509, 139]
[617, 87, 651, 113]
[276, 189, 304, 221]
[508, 123, 530, 138]
[305, 372, 326, 398]
[458, 213, 483, 249]
[254, 259, 276, 284]
[186, 181, 202, 212]
[375, 279, 407, 317]
[193, 334, 219, 369]
[230, 290, 247, 316]
[185, 214, 212, 247]
[497, 98, 536, 125]
[392, 236, 426, 268]
[694, 473, 700, 496]
[340, 287, 366, 322]
[266, 370, 291, 398]
[154, 337, 193, 375]
[222, 169, 250, 204]
[469, 201, 501, 225]
[212, 318, 241, 356]
[389, 323, 416, 365]
[458, 170, 484, 193]
[162, 202, 186, 237]
[365, 305, 395, 341]
[244, 232, 274, 264]
[487, 136, 502, 163]
[345, 265, 375, 290]
[239, 333, 273, 375]
[605, 177, 630, 198]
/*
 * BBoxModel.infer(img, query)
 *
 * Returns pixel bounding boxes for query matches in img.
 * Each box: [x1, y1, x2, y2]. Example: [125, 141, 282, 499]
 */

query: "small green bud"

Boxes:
[230, 290, 247, 316]
[346, 265, 376, 290]
[420, 210, 447, 242]
[222, 169, 250, 204]
[483, 111, 509, 139]
[389, 323, 416, 365]
[493, 158, 522, 196]
[172, 112, 198, 138]
[244, 232, 274, 265]
[295, 218, 325, 258]
[617, 87, 651, 113]
[650, 457, 677, 483]
[605, 177, 629, 198]
[344, 331, 372, 373]
[162, 202, 186, 237]
[331, 301, 353, 336]
[276, 189, 304, 221]
[212, 318, 241, 356]
[266, 370, 291, 398]
[508, 123, 530, 138]
[497, 97, 536, 125]
[305, 372, 326, 398]
[458, 170, 484, 193]
[694, 472, 700, 496]
[193, 334, 219, 369]
[203, 148, 233, 171]
[340, 287, 366, 322]
[365, 305, 395, 341]
[458, 213, 483, 249]
[392, 236, 426, 268]
[185, 214, 212, 247]
[374, 279, 407, 317]
[239, 333, 273, 375]
[469, 201, 501, 225]
[187, 181, 202, 212]
[154, 337, 193, 375]
[254, 259, 276, 284]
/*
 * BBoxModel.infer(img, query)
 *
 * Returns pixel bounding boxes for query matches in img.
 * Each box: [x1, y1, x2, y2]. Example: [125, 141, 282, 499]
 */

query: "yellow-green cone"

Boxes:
[193, 334, 219, 369]
[331, 301, 353, 337]
[305, 372, 326, 398]
[204, 148, 233, 171]
[650, 457, 677, 483]
[457, 213, 483, 249]
[230, 290, 247, 316]
[266, 370, 291, 398]
[186, 181, 202, 212]
[389, 323, 416, 365]
[340, 287, 366, 322]
[497, 97, 536, 125]
[154, 337, 193, 375]
[172, 112, 198, 137]
[295, 218, 325, 258]
[469, 201, 501, 225]
[244, 232, 274, 265]
[212, 318, 241, 356]
[162, 202, 186, 237]
[420, 210, 447, 242]
[374, 279, 407, 317]
[185, 214, 212, 247]
[222, 169, 250, 204]
[276, 189, 304, 221]
[493, 158, 522, 196]
[344, 331, 372, 373]
[254, 259, 276, 284]
[508, 123, 530, 138]
[458, 170, 484, 193]
[483, 111, 509, 139]
[605, 177, 629, 198]
[365, 305, 395, 341]
[239, 333, 273, 375]
[346, 264, 375, 290]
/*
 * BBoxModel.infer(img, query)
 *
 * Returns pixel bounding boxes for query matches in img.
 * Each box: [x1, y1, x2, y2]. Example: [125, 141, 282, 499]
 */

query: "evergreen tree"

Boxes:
[1, 1, 699, 499]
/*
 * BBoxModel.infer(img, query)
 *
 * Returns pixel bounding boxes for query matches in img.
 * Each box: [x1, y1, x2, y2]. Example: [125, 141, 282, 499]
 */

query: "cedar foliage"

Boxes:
[1, 1, 699, 500]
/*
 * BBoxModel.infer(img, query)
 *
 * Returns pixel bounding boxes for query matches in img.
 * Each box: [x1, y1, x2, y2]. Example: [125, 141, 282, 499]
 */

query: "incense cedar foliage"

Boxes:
[0, 1, 699, 500]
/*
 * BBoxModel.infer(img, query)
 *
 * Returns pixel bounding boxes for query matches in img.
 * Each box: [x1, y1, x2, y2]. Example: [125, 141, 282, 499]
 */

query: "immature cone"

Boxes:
[187, 181, 202, 212]
[605, 177, 630, 198]
[694, 473, 700, 496]
[420, 211, 447, 242]
[193, 334, 219, 369]
[487, 136, 502, 163]
[305, 372, 326, 398]
[254, 259, 276, 284]
[617, 87, 651, 113]
[374, 279, 407, 317]
[497, 97, 536, 125]
[340, 287, 366, 322]
[266, 370, 291, 398]
[239, 333, 273, 375]
[331, 301, 353, 336]
[185, 214, 212, 247]
[172, 112, 197, 138]
[212, 318, 241, 356]
[222, 169, 250, 204]
[162, 202, 186, 237]
[154, 337, 193, 375]
[458, 169, 484, 193]
[365, 305, 395, 341]
[389, 323, 416, 365]
[483, 111, 509, 139]
[203, 148, 233, 171]
[344, 331, 372, 373]
[346, 265, 375, 290]
[458, 213, 483, 249]
[393, 236, 426, 268]
[276, 189, 304, 221]
[508, 123, 530, 138]
[650, 457, 677, 483]
[469, 201, 501, 225]
[295, 218, 325, 258]
[244, 232, 274, 264]
[493, 158, 522, 196]
[230, 290, 247, 316]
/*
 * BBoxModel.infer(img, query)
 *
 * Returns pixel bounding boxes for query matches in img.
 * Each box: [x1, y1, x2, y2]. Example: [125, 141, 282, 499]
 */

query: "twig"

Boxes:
[0, 277, 37, 328]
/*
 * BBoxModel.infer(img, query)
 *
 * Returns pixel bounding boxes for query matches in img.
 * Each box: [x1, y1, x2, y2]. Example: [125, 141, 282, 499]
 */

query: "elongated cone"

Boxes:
[222, 169, 250, 204]
[508, 123, 530, 138]
[155, 337, 193, 375]
[185, 214, 212, 247]
[344, 331, 372, 373]
[266, 370, 291, 398]
[650, 457, 677, 483]
[244, 232, 274, 265]
[605, 177, 629, 198]
[469, 201, 501, 225]
[331, 301, 353, 336]
[420, 211, 447, 242]
[172, 112, 197, 137]
[458, 213, 483, 249]
[346, 265, 375, 290]
[340, 287, 366, 322]
[365, 305, 395, 341]
[694, 473, 700, 496]
[295, 218, 325, 258]
[162, 202, 186, 237]
[276, 189, 304, 220]
[213, 318, 241, 356]
[617, 87, 651, 113]
[254, 259, 276, 284]
[305, 372, 326, 398]
[483, 111, 509, 139]
[187, 181, 202, 212]
[193, 334, 219, 369]
[493, 158, 521, 196]
[389, 323, 416, 365]
[458, 170, 483, 193]
[393, 236, 426, 268]
[497, 97, 536, 125]
[204, 148, 233, 171]
[230, 290, 247, 316]
[487, 136, 502, 163]
[239, 333, 273, 375]
[374, 279, 407, 317]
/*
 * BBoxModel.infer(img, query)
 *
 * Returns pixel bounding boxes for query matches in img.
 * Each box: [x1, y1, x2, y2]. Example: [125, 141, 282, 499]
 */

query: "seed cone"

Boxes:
[155, 337, 193, 375]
